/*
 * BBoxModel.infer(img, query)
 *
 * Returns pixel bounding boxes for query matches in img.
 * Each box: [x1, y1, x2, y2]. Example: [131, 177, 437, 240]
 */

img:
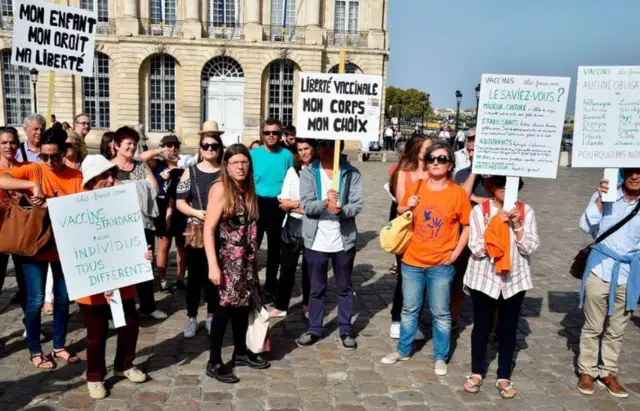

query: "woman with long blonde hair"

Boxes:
[203, 144, 267, 384]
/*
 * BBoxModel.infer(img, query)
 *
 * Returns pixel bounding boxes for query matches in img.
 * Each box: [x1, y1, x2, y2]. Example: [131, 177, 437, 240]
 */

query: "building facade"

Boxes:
[0, 0, 389, 146]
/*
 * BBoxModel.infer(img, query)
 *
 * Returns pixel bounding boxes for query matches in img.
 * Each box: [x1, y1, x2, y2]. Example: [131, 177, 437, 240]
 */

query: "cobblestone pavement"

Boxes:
[1, 161, 639, 411]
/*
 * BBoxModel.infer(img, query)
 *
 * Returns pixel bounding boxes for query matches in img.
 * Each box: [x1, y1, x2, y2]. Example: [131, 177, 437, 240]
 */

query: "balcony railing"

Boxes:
[327, 30, 369, 47]
[0, 16, 13, 31]
[263, 25, 305, 44]
[140, 19, 183, 37]
[95, 19, 116, 36]
[204, 23, 245, 40]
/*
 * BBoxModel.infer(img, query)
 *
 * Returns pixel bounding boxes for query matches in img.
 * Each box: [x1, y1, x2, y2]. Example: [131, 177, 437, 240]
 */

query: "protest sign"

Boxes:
[472, 74, 571, 179]
[47, 184, 153, 301]
[573, 66, 640, 168]
[296, 73, 383, 142]
[11, 0, 97, 76]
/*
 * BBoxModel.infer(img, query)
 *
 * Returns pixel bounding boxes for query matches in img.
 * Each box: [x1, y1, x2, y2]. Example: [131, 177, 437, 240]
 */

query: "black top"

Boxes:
[176, 165, 220, 211]
[454, 167, 490, 206]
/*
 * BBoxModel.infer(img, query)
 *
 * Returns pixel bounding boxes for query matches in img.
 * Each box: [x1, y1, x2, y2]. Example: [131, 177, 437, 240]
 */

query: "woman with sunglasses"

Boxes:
[387, 133, 432, 340]
[0, 127, 84, 369]
[382, 142, 471, 377]
[462, 176, 538, 399]
[140, 135, 187, 292]
[204, 144, 268, 383]
[176, 130, 224, 338]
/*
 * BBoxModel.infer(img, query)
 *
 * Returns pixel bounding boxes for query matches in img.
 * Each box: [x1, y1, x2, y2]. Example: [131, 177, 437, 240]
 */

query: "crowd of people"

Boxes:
[0, 113, 637, 402]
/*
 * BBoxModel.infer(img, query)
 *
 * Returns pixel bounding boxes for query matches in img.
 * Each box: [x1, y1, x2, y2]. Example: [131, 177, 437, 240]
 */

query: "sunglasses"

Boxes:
[163, 143, 181, 149]
[426, 155, 451, 165]
[200, 143, 220, 151]
[263, 131, 282, 137]
[38, 152, 63, 162]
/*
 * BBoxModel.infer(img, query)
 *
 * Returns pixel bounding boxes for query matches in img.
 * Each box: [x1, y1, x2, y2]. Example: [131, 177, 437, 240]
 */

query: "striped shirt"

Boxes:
[463, 200, 540, 299]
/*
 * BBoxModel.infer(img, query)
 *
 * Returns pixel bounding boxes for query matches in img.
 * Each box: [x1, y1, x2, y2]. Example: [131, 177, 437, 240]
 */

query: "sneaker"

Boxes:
[87, 381, 107, 400]
[340, 334, 357, 350]
[434, 360, 448, 376]
[597, 373, 629, 398]
[114, 366, 147, 383]
[389, 322, 400, 339]
[206, 316, 213, 334]
[381, 352, 410, 365]
[183, 318, 199, 338]
[296, 332, 320, 347]
[577, 374, 595, 395]
[144, 309, 168, 320]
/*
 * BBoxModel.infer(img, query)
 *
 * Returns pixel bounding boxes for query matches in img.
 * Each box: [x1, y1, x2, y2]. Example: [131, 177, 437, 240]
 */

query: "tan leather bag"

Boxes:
[184, 166, 205, 249]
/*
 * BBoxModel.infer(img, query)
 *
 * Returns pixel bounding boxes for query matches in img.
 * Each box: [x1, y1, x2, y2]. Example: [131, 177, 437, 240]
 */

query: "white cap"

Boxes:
[81, 155, 117, 188]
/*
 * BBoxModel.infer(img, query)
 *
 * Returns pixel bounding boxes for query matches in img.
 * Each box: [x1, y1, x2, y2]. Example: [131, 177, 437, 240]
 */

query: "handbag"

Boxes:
[0, 166, 54, 256]
[280, 215, 303, 248]
[246, 306, 271, 354]
[379, 179, 424, 255]
[570, 200, 640, 279]
[184, 166, 205, 249]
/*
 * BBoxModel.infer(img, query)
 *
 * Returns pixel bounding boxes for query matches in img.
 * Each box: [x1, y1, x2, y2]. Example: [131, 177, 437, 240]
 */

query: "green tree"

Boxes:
[384, 86, 431, 120]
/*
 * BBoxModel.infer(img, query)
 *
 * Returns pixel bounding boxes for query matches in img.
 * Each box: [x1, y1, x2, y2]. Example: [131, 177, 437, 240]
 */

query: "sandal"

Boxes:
[52, 349, 81, 364]
[30, 353, 56, 370]
[464, 374, 483, 394]
[495, 379, 516, 399]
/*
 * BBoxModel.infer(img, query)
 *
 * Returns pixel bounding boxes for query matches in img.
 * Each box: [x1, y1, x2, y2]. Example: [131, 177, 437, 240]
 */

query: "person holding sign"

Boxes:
[75, 155, 151, 400]
[381, 142, 471, 377]
[461, 176, 539, 399]
[203, 144, 268, 384]
[576, 168, 640, 398]
[0, 127, 83, 369]
[295, 140, 364, 350]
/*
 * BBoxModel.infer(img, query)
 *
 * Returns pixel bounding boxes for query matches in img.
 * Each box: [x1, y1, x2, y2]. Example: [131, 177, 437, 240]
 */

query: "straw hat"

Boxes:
[81, 155, 117, 188]
[198, 121, 225, 135]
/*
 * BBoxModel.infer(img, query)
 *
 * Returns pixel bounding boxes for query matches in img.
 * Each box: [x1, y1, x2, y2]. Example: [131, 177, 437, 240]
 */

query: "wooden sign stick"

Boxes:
[331, 50, 347, 194]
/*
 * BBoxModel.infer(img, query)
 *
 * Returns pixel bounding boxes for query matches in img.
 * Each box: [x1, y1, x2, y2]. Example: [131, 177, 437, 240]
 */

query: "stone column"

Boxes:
[368, 1, 385, 49]
[184, 0, 202, 39]
[245, 0, 263, 43]
[305, 0, 323, 45]
[118, 0, 139, 35]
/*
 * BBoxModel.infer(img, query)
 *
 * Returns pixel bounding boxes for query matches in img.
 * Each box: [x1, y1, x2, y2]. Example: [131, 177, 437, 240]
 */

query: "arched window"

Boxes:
[149, 54, 176, 132]
[202, 56, 244, 80]
[1, 51, 31, 127]
[80, 0, 108, 22]
[328, 63, 360, 74]
[82, 52, 110, 129]
[334, 0, 359, 32]
[267, 59, 295, 125]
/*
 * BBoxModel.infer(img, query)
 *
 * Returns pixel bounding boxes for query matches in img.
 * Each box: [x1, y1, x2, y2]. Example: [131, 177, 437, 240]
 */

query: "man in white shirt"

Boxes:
[383, 126, 394, 151]
[454, 128, 475, 172]
[438, 126, 450, 141]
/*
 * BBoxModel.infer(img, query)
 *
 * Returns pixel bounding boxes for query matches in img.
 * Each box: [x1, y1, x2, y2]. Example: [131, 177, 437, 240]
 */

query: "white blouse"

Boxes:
[278, 167, 303, 220]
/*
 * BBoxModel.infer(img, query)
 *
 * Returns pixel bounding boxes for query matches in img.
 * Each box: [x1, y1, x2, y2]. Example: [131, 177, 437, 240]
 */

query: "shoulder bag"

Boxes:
[0, 166, 54, 256]
[379, 179, 424, 255]
[184, 166, 205, 249]
[570, 200, 640, 279]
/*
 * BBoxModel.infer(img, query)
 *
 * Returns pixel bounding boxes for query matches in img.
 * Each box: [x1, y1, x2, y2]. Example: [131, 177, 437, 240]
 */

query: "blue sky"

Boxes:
[387, 0, 640, 112]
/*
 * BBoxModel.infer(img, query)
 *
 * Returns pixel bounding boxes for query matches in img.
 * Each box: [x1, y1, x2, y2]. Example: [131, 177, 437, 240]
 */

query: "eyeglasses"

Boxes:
[228, 160, 250, 167]
[263, 131, 282, 137]
[163, 143, 181, 149]
[38, 152, 63, 162]
[426, 155, 451, 165]
[200, 143, 220, 151]
[76, 121, 90, 126]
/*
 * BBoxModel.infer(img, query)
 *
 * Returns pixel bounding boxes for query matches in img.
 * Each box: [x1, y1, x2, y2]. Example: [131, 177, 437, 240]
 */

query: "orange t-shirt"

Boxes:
[6, 163, 83, 261]
[400, 180, 471, 268]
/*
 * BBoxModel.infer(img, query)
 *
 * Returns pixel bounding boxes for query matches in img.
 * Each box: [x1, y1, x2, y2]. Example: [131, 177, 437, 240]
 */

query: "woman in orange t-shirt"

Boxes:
[0, 127, 83, 370]
[382, 142, 471, 377]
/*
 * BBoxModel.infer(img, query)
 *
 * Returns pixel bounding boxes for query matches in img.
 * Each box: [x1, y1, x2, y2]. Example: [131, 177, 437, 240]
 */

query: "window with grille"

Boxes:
[0, 0, 12, 17]
[1, 51, 31, 127]
[149, 54, 176, 132]
[82, 53, 110, 129]
[202, 56, 244, 80]
[267, 59, 294, 126]
[80, 0, 108, 22]
[270, 0, 296, 27]
[150, 0, 177, 24]
[328, 63, 360, 74]
[334, 0, 359, 32]
[209, 0, 238, 26]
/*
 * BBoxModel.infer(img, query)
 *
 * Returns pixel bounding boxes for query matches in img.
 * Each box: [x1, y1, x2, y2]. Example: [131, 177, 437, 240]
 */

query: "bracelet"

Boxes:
[513, 226, 524, 232]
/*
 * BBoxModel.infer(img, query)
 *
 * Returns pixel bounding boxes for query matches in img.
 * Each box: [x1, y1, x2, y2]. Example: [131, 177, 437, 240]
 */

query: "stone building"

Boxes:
[0, 0, 389, 147]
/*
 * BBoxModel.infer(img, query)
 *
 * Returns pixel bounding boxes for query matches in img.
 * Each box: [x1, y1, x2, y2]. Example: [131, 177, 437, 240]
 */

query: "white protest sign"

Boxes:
[573, 66, 640, 168]
[11, 0, 97, 76]
[472, 74, 571, 179]
[296, 73, 383, 141]
[47, 184, 153, 301]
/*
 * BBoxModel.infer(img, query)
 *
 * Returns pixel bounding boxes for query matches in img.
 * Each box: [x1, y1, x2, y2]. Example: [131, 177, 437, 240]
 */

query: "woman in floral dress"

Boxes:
[203, 144, 269, 384]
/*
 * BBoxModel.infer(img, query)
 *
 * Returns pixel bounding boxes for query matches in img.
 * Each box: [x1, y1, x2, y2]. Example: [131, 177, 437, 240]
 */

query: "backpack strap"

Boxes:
[20, 142, 28, 162]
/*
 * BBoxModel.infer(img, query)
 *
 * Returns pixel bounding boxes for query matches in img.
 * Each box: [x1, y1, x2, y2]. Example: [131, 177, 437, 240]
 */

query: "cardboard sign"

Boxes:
[573, 66, 640, 168]
[472, 74, 571, 179]
[47, 185, 153, 300]
[11, 0, 97, 76]
[296, 73, 383, 141]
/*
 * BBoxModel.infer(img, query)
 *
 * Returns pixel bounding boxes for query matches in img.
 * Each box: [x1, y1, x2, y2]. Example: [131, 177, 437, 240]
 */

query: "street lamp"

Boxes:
[420, 102, 426, 131]
[29, 68, 39, 113]
[454, 90, 462, 145]
[475, 83, 481, 122]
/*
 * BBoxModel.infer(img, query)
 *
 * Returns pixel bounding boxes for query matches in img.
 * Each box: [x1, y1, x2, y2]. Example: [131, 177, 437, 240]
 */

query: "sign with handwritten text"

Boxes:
[47, 185, 153, 300]
[296, 73, 383, 142]
[11, 0, 97, 76]
[472, 74, 571, 179]
[573, 66, 640, 168]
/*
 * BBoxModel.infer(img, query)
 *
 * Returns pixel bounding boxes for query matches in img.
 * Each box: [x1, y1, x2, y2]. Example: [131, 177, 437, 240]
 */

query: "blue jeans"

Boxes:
[20, 258, 69, 355]
[397, 263, 455, 360]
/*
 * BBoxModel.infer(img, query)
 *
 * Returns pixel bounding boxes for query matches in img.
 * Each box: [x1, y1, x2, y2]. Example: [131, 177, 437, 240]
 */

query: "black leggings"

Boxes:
[274, 240, 309, 311]
[388, 202, 404, 322]
[137, 230, 157, 315]
[209, 305, 250, 365]
[186, 248, 219, 318]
